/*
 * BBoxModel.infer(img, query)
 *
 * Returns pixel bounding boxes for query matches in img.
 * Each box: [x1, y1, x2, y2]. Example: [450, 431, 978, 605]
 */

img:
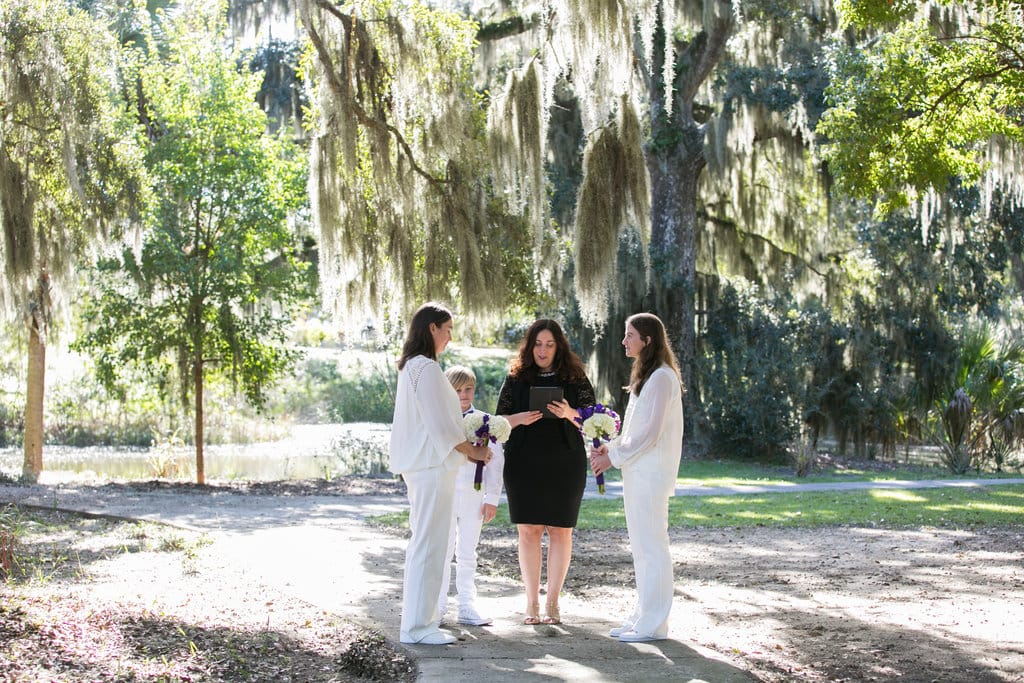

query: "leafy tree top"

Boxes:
[819, 0, 1024, 215]
[0, 0, 145, 322]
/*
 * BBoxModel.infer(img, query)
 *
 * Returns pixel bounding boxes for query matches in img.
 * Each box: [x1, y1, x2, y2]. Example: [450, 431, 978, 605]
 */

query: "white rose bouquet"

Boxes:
[463, 411, 511, 490]
[575, 404, 621, 494]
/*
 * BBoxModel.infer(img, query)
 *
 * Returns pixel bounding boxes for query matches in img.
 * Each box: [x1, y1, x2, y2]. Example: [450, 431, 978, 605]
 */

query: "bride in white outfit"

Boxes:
[589, 312, 684, 643]
[389, 302, 491, 645]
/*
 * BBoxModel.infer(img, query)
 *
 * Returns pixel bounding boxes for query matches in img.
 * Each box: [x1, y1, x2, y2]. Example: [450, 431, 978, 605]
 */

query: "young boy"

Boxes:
[438, 365, 505, 626]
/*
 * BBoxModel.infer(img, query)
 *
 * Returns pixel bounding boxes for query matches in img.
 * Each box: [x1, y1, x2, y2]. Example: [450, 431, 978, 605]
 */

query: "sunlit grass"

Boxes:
[543, 456, 1023, 493]
[669, 458, 1021, 487]
[367, 484, 1024, 530]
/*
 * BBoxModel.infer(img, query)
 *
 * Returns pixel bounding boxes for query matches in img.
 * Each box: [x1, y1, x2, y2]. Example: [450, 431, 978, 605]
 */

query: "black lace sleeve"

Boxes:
[574, 375, 597, 409]
[496, 375, 516, 416]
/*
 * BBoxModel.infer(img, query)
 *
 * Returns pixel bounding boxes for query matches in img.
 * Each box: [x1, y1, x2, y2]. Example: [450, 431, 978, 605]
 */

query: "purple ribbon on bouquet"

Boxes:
[575, 404, 621, 494]
[472, 414, 494, 491]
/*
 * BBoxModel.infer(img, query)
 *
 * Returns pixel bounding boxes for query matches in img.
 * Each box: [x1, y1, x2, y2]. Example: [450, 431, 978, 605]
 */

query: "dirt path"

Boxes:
[3, 478, 1023, 682]
[553, 525, 1024, 682]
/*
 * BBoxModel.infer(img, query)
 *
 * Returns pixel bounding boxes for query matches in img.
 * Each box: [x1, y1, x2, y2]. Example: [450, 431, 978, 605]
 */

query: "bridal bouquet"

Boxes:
[576, 404, 620, 494]
[463, 412, 511, 490]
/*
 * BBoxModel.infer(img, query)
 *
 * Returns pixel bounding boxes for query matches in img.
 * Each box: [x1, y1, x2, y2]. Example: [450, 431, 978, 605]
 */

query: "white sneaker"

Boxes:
[401, 631, 457, 645]
[457, 609, 493, 626]
[617, 630, 665, 643]
[608, 625, 630, 638]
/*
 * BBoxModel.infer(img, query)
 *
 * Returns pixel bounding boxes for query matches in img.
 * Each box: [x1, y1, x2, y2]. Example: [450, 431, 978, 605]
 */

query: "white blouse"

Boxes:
[389, 355, 466, 475]
[607, 365, 684, 491]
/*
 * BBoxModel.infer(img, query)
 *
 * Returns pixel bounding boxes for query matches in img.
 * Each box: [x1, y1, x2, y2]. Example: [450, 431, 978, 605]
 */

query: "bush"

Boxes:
[296, 358, 396, 424]
[699, 283, 809, 461]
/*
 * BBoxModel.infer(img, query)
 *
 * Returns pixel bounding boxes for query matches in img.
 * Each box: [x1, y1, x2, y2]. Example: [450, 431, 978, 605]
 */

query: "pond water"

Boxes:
[0, 423, 392, 482]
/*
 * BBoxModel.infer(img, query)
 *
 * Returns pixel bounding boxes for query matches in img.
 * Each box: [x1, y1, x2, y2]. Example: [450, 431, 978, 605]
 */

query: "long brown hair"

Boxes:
[397, 302, 452, 370]
[509, 319, 588, 383]
[627, 313, 682, 395]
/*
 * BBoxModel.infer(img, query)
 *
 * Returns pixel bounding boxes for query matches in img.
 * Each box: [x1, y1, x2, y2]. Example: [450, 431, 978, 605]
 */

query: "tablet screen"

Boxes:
[529, 386, 564, 419]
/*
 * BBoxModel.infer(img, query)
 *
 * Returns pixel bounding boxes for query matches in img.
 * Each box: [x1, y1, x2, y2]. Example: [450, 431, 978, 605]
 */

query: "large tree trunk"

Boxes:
[649, 150, 703, 427]
[22, 322, 45, 482]
[643, 3, 734, 438]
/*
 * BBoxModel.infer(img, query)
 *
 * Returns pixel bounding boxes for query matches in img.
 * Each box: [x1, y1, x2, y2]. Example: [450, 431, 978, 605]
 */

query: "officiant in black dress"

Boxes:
[496, 319, 596, 626]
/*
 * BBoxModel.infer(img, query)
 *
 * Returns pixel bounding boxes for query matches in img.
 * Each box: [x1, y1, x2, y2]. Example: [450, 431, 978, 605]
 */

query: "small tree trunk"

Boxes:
[22, 323, 45, 482]
[194, 351, 205, 485]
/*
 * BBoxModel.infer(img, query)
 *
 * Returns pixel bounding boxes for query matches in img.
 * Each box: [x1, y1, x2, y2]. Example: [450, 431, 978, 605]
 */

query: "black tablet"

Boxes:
[529, 386, 564, 419]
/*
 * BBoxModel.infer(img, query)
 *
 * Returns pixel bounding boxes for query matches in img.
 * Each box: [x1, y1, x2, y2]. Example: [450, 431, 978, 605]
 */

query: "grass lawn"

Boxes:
[669, 457, 1022, 487]
[372, 483, 1024, 530]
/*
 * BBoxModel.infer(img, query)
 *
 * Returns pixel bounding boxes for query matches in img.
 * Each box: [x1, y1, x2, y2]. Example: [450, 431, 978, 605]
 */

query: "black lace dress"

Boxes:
[497, 371, 596, 527]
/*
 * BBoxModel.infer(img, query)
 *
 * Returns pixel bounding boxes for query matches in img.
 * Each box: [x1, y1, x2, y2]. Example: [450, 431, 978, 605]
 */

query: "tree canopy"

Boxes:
[819, 0, 1024, 215]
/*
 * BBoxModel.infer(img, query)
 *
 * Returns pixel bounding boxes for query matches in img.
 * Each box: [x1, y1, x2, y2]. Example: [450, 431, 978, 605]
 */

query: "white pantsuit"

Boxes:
[607, 365, 683, 639]
[439, 408, 505, 617]
[389, 355, 466, 644]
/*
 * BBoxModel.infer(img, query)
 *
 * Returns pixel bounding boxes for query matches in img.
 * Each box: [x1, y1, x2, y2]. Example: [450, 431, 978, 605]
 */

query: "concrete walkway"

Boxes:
[3, 475, 1022, 681]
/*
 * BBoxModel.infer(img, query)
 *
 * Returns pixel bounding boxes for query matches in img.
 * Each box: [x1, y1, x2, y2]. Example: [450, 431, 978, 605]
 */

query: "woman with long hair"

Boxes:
[589, 312, 684, 642]
[496, 319, 596, 625]
[389, 302, 491, 645]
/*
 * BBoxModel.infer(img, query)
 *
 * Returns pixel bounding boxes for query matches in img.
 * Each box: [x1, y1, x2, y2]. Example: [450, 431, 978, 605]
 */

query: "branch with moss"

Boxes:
[305, 0, 450, 187]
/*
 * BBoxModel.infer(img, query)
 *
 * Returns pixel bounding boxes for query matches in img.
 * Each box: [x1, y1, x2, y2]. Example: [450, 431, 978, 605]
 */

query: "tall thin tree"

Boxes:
[0, 0, 145, 481]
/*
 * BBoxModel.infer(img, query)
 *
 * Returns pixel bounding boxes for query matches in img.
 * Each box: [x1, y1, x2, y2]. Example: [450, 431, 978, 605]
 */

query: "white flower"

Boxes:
[463, 412, 511, 445]
[488, 414, 511, 443]
[582, 413, 617, 442]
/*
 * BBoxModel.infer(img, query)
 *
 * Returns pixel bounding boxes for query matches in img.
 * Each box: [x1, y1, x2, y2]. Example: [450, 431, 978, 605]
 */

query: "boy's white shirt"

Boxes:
[456, 406, 505, 506]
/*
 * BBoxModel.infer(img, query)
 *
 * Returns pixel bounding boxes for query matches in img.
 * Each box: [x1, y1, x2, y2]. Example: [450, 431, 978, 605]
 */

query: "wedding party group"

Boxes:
[388, 302, 684, 646]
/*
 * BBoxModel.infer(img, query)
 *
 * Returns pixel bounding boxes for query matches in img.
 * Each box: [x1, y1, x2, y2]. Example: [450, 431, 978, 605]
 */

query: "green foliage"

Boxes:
[441, 352, 509, 414]
[931, 322, 1024, 473]
[295, 359, 396, 424]
[74, 4, 310, 423]
[301, 0, 539, 321]
[286, 352, 509, 424]
[818, 1, 1024, 213]
[0, 0, 147, 343]
[699, 282, 812, 461]
[244, 38, 305, 131]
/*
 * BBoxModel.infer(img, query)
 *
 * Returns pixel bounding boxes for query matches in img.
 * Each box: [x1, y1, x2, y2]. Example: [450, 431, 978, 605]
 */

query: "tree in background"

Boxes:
[0, 0, 145, 481]
[818, 0, 1023, 215]
[74, 1, 309, 484]
[302, 1, 843, 423]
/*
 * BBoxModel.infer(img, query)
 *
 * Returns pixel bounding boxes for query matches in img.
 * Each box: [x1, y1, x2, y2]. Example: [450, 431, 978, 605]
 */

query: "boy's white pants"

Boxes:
[400, 465, 458, 643]
[621, 466, 675, 638]
[438, 486, 486, 615]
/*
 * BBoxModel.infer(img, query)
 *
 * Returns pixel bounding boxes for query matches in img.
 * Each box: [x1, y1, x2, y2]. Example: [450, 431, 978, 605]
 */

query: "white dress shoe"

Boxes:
[457, 609, 493, 626]
[401, 631, 457, 645]
[617, 630, 665, 643]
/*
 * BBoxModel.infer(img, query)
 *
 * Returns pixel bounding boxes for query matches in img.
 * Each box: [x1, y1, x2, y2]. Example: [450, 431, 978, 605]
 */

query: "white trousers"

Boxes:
[400, 465, 458, 643]
[438, 486, 486, 615]
[621, 466, 674, 638]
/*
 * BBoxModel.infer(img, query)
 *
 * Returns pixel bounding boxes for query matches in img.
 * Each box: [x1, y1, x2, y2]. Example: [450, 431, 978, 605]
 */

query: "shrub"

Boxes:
[297, 357, 396, 424]
[699, 283, 809, 461]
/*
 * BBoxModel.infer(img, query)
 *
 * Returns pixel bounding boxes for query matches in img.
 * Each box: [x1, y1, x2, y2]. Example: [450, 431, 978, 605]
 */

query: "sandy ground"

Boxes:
[551, 525, 1024, 682]
[3, 477, 1023, 682]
